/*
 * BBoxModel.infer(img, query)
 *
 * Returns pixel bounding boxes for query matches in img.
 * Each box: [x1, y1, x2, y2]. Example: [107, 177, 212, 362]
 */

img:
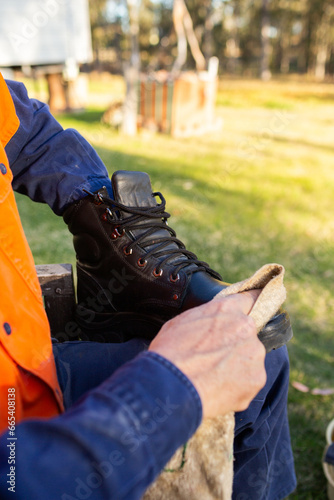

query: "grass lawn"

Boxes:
[16, 75, 334, 498]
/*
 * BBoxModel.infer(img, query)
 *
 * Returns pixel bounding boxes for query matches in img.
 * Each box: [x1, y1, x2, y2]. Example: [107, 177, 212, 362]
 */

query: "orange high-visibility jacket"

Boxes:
[0, 75, 63, 433]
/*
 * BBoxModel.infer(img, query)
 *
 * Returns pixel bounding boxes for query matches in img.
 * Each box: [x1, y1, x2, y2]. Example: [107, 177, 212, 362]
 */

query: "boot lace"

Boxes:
[84, 189, 222, 280]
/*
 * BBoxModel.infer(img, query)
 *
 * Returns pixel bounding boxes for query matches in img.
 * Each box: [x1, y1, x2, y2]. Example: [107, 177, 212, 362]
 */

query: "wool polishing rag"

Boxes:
[143, 263, 287, 500]
[214, 263, 287, 334]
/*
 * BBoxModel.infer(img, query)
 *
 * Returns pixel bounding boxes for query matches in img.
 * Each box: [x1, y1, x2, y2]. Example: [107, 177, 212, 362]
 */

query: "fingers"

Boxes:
[218, 289, 261, 316]
[150, 287, 267, 417]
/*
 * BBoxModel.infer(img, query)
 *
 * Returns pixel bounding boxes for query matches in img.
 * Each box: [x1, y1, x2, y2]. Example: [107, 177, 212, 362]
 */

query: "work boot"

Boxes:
[63, 170, 293, 351]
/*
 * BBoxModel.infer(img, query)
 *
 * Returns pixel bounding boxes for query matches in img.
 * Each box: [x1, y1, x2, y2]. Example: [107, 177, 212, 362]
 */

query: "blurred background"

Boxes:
[1, 1, 334, 498]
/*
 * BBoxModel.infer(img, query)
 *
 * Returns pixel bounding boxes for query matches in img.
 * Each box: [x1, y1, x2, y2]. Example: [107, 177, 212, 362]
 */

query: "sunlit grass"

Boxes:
[16, 75, 334, 499]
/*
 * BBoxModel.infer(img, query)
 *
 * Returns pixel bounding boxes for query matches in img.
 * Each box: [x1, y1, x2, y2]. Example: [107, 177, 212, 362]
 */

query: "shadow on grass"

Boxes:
[269, 134, 334, 155]
[55, 109, 105, 125]
[282, 91, 334, 104]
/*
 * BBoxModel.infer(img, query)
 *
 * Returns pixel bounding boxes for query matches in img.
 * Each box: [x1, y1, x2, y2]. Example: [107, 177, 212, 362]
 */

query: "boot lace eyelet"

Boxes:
[94, 193, 104, 205]
[111, 227, 124, 239]
[102, 208, 113, 222]
[170, 273, 180, 283]
[153, 268, 163, 277]
[137, 258, 147, 268]
[123, 246, 133, 256]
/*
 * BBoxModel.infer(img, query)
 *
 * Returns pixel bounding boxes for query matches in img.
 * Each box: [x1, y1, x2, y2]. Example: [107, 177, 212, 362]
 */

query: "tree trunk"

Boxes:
[172, 0, 188, 74]
[297, 13, 309, 74]
[225, 2, 240, 75]
[260, 0, 271, 81]
[314, 5, 332, 80]
[203, 2, 214, 63]
[315, 45, 328, 80]
[122, 0, 140, 136]
[280, 31, 290, 74]
[172, 0, 206, 75]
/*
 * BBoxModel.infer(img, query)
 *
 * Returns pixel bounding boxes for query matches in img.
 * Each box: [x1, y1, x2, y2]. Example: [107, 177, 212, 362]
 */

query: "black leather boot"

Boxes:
[63, 170, 292, 351]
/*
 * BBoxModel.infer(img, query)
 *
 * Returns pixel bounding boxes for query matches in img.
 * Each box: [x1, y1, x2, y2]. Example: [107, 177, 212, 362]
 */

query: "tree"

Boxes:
[172, 0, 206, 74]
[311, 1, 334, 80]
[87, 0, 334, 81]
[89, 0, 109, 69]
[260, 0, 271, 79]
[122, 0, 141, 135]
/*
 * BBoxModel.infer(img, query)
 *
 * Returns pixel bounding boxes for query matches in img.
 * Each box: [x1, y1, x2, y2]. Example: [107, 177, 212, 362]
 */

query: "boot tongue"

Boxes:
[111, 170, 157, 210]
[110, 170, 192, 268]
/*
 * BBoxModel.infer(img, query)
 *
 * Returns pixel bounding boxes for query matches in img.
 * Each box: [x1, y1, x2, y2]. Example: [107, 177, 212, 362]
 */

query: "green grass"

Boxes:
[16, 75, 334, 498]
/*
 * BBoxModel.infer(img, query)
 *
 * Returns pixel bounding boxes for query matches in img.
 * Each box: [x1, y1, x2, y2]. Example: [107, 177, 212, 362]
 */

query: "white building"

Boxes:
[0, 0, 92, 68]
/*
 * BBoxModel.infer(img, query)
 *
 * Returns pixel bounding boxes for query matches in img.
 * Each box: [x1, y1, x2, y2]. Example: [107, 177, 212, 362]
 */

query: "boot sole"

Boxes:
[75, 306, 293, 352]
[258, 308, 293, 352]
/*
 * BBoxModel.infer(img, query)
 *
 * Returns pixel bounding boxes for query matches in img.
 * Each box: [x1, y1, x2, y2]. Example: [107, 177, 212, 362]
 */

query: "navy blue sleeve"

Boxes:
[0, 352, 202, 500]
[4, 79, 113, 215]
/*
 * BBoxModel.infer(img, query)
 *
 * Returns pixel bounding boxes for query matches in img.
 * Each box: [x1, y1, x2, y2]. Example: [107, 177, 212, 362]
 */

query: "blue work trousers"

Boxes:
[53, 340, 296, 500]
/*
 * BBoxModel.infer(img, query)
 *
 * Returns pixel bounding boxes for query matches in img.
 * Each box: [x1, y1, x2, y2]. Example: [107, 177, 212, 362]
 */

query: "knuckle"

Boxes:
[212, 298, 227, 314]
[244, 315, 256, 334]
[204, 298, 228, 318]
[234, 315, 256, 339]
[254, 338, 266, 360]
[221, 294, 239, 312]
[246, 314, 256, 328]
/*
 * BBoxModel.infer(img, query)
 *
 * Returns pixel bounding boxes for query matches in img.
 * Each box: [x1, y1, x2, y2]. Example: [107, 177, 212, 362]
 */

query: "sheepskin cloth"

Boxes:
[143, 263, 287, 500]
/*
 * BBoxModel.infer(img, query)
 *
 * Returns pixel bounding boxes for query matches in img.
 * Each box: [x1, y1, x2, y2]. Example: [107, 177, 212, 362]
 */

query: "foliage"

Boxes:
[88, 0, 334, 79]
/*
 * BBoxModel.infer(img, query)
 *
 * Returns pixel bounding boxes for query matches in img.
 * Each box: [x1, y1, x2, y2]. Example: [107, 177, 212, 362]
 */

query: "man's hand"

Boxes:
[149, 290, 266, 418]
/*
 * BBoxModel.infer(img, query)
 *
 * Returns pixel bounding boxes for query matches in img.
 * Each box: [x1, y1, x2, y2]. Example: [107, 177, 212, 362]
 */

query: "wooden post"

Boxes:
[45, 73, 67, 113]
[36, 263, 77, 340]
